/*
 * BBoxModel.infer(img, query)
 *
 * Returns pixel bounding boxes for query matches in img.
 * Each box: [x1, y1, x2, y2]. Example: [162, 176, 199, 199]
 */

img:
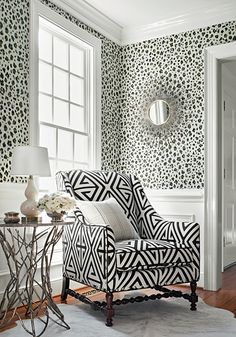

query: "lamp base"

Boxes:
[21, 216, 42, 224]
[20, 175, 40, 218]
[20, 199, 40, 217]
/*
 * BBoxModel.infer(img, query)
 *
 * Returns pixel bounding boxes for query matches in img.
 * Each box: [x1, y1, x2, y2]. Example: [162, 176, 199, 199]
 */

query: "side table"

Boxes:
[0, 218, 74, 337]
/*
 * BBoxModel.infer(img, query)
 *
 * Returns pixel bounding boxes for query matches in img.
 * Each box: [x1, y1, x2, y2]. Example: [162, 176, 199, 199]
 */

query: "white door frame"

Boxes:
[204, 41, 236, 291]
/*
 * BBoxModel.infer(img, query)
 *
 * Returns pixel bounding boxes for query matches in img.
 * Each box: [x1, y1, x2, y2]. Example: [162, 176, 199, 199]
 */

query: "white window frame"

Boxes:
[29, 0, 101, 171]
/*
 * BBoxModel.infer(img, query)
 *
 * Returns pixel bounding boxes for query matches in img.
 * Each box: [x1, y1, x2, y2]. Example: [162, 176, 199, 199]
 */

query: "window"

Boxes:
[30, 1, 101, 192]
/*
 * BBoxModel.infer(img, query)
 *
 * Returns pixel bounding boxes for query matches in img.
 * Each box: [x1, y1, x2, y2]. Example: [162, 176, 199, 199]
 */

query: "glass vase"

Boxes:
[46, 211, 66, 222]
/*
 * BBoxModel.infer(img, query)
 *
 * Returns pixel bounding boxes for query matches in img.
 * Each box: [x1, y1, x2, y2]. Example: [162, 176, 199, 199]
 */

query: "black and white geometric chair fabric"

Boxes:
[56, 169, 200, 326]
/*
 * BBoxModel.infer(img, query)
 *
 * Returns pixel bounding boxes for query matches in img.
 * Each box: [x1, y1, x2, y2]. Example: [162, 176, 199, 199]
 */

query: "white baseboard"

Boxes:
[198, 272, 204, 288]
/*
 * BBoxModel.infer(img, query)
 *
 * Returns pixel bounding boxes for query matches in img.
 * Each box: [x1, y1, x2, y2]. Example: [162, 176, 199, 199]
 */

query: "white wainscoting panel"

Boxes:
[0, 182, 25, 217]
[0, 183, 205, 301]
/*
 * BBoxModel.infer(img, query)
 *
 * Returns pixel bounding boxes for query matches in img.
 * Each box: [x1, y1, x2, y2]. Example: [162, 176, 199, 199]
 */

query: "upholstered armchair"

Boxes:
[56, 170, 200, 326]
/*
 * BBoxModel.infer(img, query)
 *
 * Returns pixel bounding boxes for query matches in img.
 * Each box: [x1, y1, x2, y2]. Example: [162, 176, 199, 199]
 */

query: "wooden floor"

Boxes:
[197, 264, 236, 317]
[1, 265, 236, 332]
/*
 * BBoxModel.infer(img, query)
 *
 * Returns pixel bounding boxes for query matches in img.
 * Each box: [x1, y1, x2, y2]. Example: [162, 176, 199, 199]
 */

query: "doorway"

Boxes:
[205, 41, 236, 291]
[222, 60, 236, 270]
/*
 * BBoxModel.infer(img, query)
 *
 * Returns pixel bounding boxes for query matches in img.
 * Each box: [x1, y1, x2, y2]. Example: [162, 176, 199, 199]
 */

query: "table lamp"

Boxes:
[11, 146, 51, 220]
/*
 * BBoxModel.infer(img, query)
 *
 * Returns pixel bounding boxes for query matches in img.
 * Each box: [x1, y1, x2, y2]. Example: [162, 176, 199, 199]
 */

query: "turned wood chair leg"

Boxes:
[105, 292, 114, 327]
[190, 280, 198, 311]
[61, 276, 70, 301]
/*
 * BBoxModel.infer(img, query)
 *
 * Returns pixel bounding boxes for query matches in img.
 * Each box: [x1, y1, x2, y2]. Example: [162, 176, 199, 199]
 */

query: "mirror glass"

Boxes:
[148, 99, 170, 126]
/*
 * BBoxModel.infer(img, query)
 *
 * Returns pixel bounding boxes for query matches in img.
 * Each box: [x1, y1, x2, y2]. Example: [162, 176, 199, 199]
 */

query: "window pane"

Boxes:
[38, 17, 96, 195]
[70, 75, 84, 105]
[54, 98, 69, 127]
[70, 104, 85, 132]
[57, 160, 74, 171]
[58, 130, 73, 160]
[74, 134, 88, 162]
[54, 68, 68, 100]
[39, 94, 52, 123]
[40, 125, 56, 157]
[39, 29, 52, 63]
[39, 62, 52, 94]
[53, 37, 68, 70]
[39, 159, 56, 192]
[70, 45, 84, 77]
[74, 163, 89, 170]
[49, 159, 56, 177]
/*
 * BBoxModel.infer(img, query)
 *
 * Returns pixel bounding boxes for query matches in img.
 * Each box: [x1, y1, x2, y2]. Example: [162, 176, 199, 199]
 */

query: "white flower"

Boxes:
[37, 192, 76, 213]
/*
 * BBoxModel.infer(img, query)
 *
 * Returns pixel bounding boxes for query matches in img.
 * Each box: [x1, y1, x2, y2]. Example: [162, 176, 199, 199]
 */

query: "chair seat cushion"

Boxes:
[115, 239, 193, 271]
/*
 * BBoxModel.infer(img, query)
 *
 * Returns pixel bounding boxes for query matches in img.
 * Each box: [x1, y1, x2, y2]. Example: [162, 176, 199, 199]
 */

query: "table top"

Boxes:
[0, 216, 75, 228]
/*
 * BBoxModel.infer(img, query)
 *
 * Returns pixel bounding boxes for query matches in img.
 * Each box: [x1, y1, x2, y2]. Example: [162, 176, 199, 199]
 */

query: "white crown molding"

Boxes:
[121, 4, 236, 45]
[50, 0, 122, 44]
[45, 1, 235, 46]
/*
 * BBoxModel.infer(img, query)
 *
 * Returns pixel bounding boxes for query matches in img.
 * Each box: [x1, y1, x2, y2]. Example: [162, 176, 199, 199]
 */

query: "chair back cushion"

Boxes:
[76, 198, 140, 241]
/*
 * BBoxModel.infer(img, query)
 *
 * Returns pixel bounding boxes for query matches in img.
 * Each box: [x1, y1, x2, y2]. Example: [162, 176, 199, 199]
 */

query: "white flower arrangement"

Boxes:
[37, 192, 76, 214]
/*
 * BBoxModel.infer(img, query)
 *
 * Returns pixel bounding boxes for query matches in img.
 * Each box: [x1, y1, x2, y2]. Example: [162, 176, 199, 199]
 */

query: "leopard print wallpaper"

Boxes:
[0, 0, 30, 183]
[0, 0, 121, 182]
[118, 22, 236, 189]
[1, 0, 236, 188]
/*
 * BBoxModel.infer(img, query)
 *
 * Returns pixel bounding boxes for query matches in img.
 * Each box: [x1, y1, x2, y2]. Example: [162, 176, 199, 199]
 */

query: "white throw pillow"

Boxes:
[76, 197, 140, 241]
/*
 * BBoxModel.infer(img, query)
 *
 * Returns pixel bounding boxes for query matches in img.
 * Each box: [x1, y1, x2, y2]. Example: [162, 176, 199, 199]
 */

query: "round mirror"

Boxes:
[148, 99, 170, 126]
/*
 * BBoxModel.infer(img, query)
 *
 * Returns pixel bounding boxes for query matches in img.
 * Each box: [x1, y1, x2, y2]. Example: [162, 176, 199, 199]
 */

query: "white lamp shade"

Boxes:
[11, 146, 51, 177]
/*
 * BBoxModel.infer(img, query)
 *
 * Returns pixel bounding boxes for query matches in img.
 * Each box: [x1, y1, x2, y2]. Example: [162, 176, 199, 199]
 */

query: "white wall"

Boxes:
[0, 184, 204, 301]
[0, 182, 25, 217]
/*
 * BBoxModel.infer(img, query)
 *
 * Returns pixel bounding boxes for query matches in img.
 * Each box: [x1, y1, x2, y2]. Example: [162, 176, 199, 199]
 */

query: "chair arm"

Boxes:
[152, 220, 200, 245]
[63, 217, 117, 290]
[152, 219, 200, 269]
[131, 175, 200, 268]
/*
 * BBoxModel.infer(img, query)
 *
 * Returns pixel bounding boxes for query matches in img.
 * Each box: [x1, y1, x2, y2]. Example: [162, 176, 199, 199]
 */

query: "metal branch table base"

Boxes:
[0, 220, 73, 336]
